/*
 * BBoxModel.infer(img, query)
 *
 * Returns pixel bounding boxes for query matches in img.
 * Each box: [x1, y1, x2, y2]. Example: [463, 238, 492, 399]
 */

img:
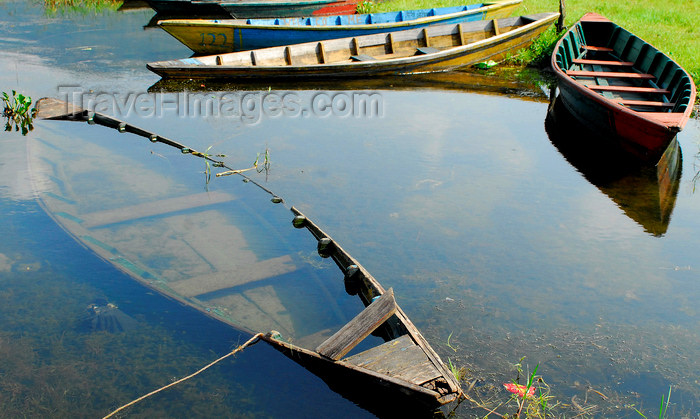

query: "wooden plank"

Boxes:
[345, 334, 415, 367]
[392, 359, 441, 385]
[388, 32, 395, 54]
[353, 340, 428, 371]
[347, 336, 441, 386]
[284, 46, 293, 65]
[586, 85, 670, 94]
[583, 45, 613, 52]
[492, 19, 500, 36]
[318, 42, 327, 63]
[573, 58, 634, 66]
[316, 288, 397, 360]
[616, 100, 675, 108]
[422, 28, 430, 47]
[36, 97, 84, 120]
[567, 70, 655, 79]
[81, 191, 235, 228]
[169, 254, 297, 297]
[457, 24, 465, 46]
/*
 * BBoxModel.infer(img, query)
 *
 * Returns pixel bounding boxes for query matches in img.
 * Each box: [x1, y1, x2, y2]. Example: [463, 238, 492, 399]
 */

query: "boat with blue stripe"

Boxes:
[158, 0, 522, 53]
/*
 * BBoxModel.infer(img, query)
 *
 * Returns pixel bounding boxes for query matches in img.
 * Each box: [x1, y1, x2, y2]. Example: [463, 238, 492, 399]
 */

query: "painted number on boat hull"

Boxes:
[200, 33, 229, 47]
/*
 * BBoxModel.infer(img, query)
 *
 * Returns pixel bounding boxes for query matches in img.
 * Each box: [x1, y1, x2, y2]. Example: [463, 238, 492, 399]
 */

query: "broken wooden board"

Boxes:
[316, 288, 396, 360]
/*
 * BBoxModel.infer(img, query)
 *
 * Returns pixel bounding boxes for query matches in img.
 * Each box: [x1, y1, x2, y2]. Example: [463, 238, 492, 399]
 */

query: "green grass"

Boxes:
[365, 0, 700, 86]
[43, 0, 122, 14]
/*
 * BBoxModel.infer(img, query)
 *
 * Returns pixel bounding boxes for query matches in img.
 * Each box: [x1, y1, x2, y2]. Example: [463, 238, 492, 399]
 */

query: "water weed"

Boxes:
[635, 386, 672, 419]
[2, 90, 36, 136]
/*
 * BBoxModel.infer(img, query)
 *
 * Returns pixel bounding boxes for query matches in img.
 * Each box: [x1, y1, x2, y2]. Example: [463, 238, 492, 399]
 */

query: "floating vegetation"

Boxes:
[215, 148, 270, 178]
[2, 90, 36, 136]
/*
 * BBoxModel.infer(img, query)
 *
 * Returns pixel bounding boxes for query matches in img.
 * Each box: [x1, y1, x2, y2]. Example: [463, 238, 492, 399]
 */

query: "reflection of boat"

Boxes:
[157, 1, 521, 53]
[147, 13, 559, 80]
[551, 13, 696, 160]
[148, 67, 550, 101]
[33, 98, 463, 414]
[117, 0, 152, 11]
[145, 0, 358, 19]
[545, 94, 682, 237]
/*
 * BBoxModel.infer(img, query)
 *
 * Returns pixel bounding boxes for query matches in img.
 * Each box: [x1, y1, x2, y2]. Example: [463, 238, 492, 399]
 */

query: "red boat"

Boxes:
[551, 13, 696, 160]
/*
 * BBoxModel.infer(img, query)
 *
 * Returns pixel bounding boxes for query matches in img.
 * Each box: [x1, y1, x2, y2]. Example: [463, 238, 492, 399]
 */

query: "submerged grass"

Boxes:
[365, 0, 699, 86]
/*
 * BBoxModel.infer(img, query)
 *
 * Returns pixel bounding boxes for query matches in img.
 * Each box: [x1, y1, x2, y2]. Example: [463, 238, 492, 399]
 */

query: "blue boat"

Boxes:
[158, 0, 522, 53]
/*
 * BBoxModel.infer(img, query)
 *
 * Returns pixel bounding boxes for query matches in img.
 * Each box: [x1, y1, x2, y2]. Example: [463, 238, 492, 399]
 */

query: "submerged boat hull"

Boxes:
[551, 13, 696, 160]
[148, 13, 559, 80]
[158, 1, 522, 53]
[32, 98, 464, 412]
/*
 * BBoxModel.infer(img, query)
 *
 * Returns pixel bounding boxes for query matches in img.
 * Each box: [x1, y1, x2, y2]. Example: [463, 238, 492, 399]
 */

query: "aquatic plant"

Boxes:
[194, 145, 227, 187]
[356, 0, 375, 14]
[503, 27, 563, 68]
[457, 357, 559, 418]
[635, 386, 672, 419]
[215, 148, 270, 178]
[447, 358, 466, 382]
[2, 90, 36, 135]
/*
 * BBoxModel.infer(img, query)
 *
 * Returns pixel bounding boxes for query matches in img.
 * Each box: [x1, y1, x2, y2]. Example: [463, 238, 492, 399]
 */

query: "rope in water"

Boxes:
[102, 332, 264, 419]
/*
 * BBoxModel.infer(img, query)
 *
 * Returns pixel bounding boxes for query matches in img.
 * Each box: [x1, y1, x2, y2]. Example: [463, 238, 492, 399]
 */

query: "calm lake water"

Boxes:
[2, 1, 700, 417]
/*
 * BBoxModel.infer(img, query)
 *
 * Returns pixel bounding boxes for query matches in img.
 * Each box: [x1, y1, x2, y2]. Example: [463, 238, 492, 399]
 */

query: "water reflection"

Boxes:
[148, 67, 551, 102]
[545, 94, 682, 237]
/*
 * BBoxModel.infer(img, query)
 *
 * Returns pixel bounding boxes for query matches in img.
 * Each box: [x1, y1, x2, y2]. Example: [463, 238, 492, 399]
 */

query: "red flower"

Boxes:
[503, 383, 536, 398]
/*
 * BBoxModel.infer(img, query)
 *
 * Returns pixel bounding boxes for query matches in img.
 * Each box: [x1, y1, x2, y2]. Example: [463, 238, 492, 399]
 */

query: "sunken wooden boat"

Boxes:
[551, 12, 696, 160]
[32, 98, 464, 413]
[546, 94, 682, 237]
[147, 12, 559, 80]
[145, 0, 358, 19]
[261, 208, 464, 411]
[158, 0, 521, 54]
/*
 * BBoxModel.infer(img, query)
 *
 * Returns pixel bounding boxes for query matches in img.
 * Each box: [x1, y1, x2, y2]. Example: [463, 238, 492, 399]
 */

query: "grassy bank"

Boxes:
[370, 0, 699, 86]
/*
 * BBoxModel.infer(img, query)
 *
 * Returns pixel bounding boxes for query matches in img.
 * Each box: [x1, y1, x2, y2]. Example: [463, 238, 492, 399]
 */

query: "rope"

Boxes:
[102, 332, 264, 419]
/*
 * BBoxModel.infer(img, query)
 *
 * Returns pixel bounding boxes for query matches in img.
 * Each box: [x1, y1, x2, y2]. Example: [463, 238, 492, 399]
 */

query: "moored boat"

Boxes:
[551, 12, 696, 160]
[147, 12, 559, 80]
[145, 0, 358, 19]
[158, 0, 522, 53]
